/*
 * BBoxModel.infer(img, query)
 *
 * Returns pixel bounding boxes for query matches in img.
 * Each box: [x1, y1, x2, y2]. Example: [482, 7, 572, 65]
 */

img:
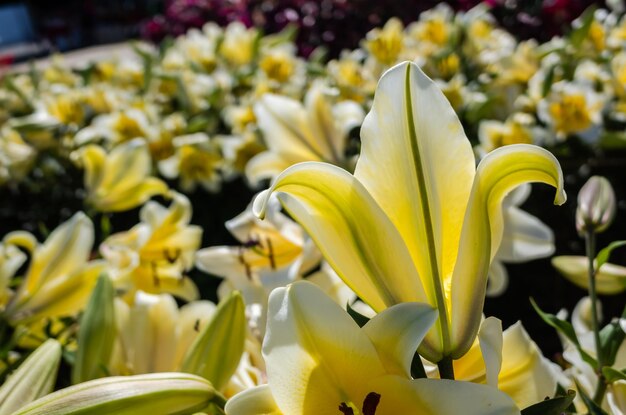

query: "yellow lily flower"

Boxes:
[552, 256, 626, 294]
[219, 22, 258, 67]
[247, 82, 364, 186]
[158, 133, 223, 192]
[196, 194, 322, 337]
[225, 281, 520, 414]
[0, 235, 30, 310]
[3, 213, 105, 325]
[72, 139, 169, 213]
[101, 191, 202, 301]
[253, 61, 565, 362]
[450, 320, 559, 409]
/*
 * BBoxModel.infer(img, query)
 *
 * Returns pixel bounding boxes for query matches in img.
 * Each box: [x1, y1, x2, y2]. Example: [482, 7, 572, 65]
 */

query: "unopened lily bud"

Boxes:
[72, 274, 116, 384]
[0, 339, 62, 415]
[12, 373, 217, 415]
[181, 291, 246, 391]
[576, 176, 616, 235]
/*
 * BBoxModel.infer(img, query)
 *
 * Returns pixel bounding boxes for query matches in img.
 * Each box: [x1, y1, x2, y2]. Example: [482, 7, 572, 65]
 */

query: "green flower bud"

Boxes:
[576, 176, 616, 235]
[181, 291, 246, 391]
[12, 373, 217, 415]
[0, 339, 61, 415]
[72, 274, 116, 384]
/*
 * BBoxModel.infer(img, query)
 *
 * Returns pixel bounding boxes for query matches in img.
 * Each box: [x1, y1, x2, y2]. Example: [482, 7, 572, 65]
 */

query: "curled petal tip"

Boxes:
[252, 189, 271, 220]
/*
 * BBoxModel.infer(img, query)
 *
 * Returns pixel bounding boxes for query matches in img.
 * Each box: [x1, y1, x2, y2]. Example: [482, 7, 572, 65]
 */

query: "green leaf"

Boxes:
[599, 320, 625, 367]
[346, 302, 371, 328]
[520, 390, 576, 415]
[531, 298, 598, 368]
[596, 240, 626, 270]
[576, 381, 609, 415]
[569, 5, 598, 48]
[603, 366, 626, 383]
[181, 291, 246, 391]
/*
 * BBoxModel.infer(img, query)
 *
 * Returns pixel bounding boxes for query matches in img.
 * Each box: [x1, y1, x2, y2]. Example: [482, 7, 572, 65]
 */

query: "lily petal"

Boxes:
[369, 375, 520, 415]
[263, 281, 387, 414]
[362, 302, 438, 377]
[253, 162, 427, 311]
[451, 144, 565, 358]
[356, 61, 475, 315]
[498, 206, 554, 263]
[225, 385, 283, 415]
[552, 255, 626, 294]
[478, 317, 503, 389]
[254, 94, 326, 161]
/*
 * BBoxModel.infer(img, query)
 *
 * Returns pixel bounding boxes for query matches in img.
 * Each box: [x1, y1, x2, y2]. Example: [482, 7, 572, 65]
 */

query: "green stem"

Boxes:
[585, 230, 606, 404]
[437, 356, 455, 380]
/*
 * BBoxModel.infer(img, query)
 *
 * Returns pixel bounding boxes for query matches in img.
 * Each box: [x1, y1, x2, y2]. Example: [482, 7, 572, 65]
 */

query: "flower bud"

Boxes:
[576, 176, 616, 235]
[72, 274, 116, 384]
[181, 291, 246, 391]
[11, 373, 217, 415]
[0, 339, 62, 415]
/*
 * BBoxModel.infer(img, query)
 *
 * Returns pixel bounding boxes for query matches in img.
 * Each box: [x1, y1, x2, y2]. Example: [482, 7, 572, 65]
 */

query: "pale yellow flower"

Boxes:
[3, 213, 105, 325]
[253, 62, 565, 362]
[225, 281, 520, 415]
[220, 22, 258, 67]
[247, 82, 364, 185]
[100, 191, 201, 301]
[73, 139, 169, 212]
[538, 81, 604, 140]
[363, 18, 405, 66]
[158, 133, 223, 192]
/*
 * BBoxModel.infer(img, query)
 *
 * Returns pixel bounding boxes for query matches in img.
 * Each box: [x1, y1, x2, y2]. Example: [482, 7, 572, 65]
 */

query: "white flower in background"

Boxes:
[195, 194, 322, 337]
[219, 22, 259, 67]
[0, 128, 35, 185]
[158, 133, 223, 192]
[537, 80, 605, 141]
[247, 81, 364, 185]
[74, 108, 156, 146]
[100, 191, 202, 302]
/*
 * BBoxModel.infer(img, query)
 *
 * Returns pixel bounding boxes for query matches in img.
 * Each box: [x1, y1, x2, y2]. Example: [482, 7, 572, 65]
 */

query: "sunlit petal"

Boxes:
[253, 162, 427, 311]
[263, 281, 386, 414]
[451, 144, 565, 357]
[362, 302, 438, 377]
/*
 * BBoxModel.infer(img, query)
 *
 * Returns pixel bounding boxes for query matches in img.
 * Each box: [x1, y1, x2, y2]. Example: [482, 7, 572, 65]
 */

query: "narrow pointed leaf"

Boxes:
[530, 298, 598, 368]
[576, 381, 609, 415]
[520, 390, 576, 415]
[603, 367, 626, 383]
[596, 240, 626, 270]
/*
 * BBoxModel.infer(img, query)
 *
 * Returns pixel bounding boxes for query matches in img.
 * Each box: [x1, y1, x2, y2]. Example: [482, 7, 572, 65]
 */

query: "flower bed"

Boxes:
[0, 3, 625, 414]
